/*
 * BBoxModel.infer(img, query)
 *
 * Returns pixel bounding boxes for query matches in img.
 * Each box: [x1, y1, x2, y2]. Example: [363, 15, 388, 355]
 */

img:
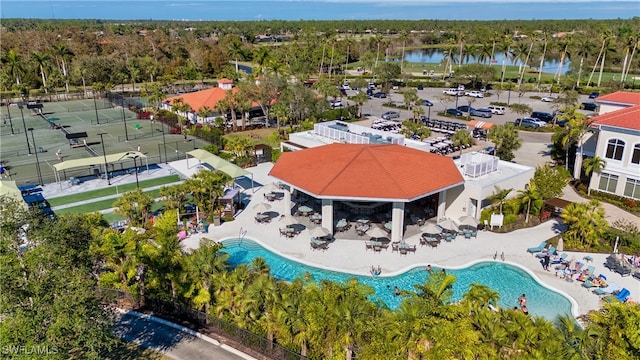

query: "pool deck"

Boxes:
[179, 161, 639, 319]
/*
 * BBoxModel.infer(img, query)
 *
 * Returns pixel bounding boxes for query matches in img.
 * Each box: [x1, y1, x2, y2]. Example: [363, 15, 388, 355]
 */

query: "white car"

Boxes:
[465, 90, 484, 98]
[341, 84, 351, 90]
[541, 95, 558, 102]
[443, 88, 463, 96]
[329, 99, 343, 108]
[488, 105, 505, 115]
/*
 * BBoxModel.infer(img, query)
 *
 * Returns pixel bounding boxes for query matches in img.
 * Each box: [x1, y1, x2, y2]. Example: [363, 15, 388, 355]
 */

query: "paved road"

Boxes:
[114, 312, 249, 360]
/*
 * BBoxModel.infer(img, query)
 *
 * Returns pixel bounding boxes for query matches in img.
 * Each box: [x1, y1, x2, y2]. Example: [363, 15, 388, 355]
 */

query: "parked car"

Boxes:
[446, 108, 463, 117]
[421, 99, 433, 106]
[488, 105, 505, 115]
[381, 111, 400, 120]
[589, 91, 600, 99]
[329, 99, 343, 108]
[581, 102, 598, 111]
[465, 90, 484, 98]
[341, 84, 351, 90]
[443, 88, 463, 96]
[473, 108, 493, 118]
[372, 92, 387, 98]
[457, 105, 473, 113]
[516, 117, 546, 128]
[541, 95, 558, 102]
[531, 111, 554, 123]
[417, 84, 424, 90]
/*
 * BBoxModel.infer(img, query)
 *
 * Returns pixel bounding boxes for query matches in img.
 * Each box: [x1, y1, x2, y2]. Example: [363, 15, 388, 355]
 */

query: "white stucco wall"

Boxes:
[588, 128, 640, 198]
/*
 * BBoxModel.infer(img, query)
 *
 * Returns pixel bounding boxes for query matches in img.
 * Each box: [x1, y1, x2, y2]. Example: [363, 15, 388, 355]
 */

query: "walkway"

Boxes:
[560, 184, 640, 228]
[114, 310, 256, 360]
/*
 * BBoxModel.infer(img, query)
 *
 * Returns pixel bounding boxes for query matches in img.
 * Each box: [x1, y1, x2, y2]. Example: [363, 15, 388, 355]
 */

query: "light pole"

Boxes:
[27, 128, 43, 185]
[121, 97, 129, 141]
[18, 104, 31, 155]
[131, 155, 140, 188]
[98, 132, 111, 185]
[507, 81, 512, 106]
[6, 102, 15, 135]
[93, 90, 100, 125]
[156, 127, 167, 164]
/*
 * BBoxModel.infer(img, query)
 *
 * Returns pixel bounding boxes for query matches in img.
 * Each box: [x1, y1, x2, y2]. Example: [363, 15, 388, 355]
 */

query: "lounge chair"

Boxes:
[633, 272, 640, 281]
[551, 253, 568, 264]
[585, 265, 596, 276]
[614, 263, 632, 277]
[536, 246, 555, 258]
[582, 280, 597, 289]
[593, 283, 620, 296]
[527, 241, 546, 253]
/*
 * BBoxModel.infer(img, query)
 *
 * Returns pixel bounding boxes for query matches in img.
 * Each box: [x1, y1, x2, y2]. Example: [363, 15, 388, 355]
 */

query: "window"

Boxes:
[624, 178, 640, 199]
[598, 173, 618, 193]
[605, 139, 625, 161]
[632, 144, 640, 165]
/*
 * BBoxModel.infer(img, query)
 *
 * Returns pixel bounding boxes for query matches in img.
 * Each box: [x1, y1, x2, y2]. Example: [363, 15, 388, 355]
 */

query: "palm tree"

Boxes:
[1, 49, 24, 86]
[253, 46, 270, 75]
[52, 44, 73, 93]
[582, 156, 606, 195]
[536, 32, 549, 90]
[462, 283, 499, 313]
[398, 30, 409, 74]
[226, 39, 245, 75]
[572, 36, 594, 88]
[619, 31, 639, 83]
[184, 238, 228, 315]
[31, 52, 51, 93]
[488, 186, 513, 214]
[517, 182, 540, 223]
[561, 200, 607, 248]
[451, 129, 475, 156]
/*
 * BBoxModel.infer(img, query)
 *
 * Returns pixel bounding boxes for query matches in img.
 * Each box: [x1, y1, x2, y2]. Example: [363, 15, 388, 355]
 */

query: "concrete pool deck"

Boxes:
[179, 161, 639, 319]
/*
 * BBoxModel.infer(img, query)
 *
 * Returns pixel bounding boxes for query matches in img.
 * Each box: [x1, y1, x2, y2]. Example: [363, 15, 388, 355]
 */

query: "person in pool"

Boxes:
[518, 294, 527, 308]
[394, 286, 401, 296]
[426, 264, 432, 272]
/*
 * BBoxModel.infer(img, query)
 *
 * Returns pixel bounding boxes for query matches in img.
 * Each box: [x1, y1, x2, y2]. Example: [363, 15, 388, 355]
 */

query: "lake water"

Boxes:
[403, 49, 571, 75]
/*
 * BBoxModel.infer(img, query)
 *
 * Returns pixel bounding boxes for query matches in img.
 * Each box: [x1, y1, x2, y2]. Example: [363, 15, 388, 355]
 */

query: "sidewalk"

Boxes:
[51, 183, 182, 211]
[560, 185, 640, 228]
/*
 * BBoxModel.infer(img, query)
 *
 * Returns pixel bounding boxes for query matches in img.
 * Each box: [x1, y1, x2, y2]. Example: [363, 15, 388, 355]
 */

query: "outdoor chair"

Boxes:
[391, 242, 399, 253]
[464, 232, 472, 239]
[527, 241, 547, 253]
[365, 242, 374, 251]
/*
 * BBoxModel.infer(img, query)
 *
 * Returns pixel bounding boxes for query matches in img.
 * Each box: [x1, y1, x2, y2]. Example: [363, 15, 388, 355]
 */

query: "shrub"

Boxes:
[223, 216, 235, 223]
[489, 101, 508, 106]
[503, 214, 518, 225]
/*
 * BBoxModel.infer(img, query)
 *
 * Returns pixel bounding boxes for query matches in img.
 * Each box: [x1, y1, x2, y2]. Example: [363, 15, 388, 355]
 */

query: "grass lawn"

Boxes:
[224, 128, 280, 147]
[47, 175, 181, 206]
[54, 190, 162, 215]
[100, 201, 166, 224]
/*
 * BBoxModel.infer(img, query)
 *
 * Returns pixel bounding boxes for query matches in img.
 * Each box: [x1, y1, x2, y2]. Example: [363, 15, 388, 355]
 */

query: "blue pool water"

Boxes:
[222, 238, 573, 321]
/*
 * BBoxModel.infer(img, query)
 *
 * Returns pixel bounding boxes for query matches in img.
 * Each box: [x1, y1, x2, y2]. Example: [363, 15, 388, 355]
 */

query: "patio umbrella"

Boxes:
[280, 215, 298, 226]
[421, 222, 442, 235]
[368, 226, 389, 239]
[253, 202, 271, 213]
[310, 227, 331, 238]
[262, 182, 281, 193]
[438, 218, 458, 232]
[458, 216, 479, 227]
[557, 237, 564, 252]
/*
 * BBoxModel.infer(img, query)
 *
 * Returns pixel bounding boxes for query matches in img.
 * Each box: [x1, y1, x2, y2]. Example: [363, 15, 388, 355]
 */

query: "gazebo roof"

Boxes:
[269, 144, 464, 201]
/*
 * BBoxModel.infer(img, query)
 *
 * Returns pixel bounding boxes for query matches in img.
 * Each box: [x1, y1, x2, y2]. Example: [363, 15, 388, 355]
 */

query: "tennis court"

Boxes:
[0, 98, 206, 186]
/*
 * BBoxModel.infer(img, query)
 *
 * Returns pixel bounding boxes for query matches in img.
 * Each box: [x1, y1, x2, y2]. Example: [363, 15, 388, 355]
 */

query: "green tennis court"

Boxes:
[1, 98, 206, 186]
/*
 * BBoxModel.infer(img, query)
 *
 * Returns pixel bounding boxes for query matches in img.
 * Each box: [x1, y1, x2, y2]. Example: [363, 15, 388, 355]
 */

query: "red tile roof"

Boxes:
[164, 87, 236, 112]
[596, 91, 640, 106]
[269, 144, 464, 200]
[590, 105, 640, 131]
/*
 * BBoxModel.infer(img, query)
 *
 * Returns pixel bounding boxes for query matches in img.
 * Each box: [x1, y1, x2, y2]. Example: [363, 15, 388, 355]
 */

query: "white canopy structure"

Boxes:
[186, 149, 254, 189]
[52, 151, 149, 187]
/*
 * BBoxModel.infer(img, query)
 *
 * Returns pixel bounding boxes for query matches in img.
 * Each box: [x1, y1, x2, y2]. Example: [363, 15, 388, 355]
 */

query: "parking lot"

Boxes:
[353, 86, 594, 126]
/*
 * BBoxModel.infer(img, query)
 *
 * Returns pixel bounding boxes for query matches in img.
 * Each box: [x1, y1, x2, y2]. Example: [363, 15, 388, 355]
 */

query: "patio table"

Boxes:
[256, 213, 270, 222]
[355, 217, 370, 224]
[310, 213, 322, 223]
[384, 222, 392, 230]
[299, 205, 313, 215]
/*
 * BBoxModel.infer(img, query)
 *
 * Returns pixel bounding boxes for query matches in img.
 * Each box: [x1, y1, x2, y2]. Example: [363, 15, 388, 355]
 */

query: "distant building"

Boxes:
[577, 91, 640, 200]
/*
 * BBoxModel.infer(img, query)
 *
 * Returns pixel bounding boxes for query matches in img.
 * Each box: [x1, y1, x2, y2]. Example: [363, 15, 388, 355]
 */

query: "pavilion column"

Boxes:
[284, 189, 292, 216]
[437, 190, 447, 220]
[391, 202, 405, 243]
[321, 199, 333, 231]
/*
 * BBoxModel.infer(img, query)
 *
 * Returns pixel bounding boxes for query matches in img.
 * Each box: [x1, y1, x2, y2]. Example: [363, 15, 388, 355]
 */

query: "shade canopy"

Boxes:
[279, 215, 297, 226]
[53, 151, 146, 172]
[310, 227, 332, 237]
[186, 149, 250, 178]
[421, 222, 442, 235]
[458, 216, 479, 227]
[262, 182, 281, 193]
[368, 226, 389, 238]
[253, 202, 271, 213]
[0, 180, 24, 204]
[438, 219, 458, 232]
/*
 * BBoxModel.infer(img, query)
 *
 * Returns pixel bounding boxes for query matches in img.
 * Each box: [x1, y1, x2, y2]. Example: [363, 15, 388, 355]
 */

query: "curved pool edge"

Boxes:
[218, 236, 580, 319]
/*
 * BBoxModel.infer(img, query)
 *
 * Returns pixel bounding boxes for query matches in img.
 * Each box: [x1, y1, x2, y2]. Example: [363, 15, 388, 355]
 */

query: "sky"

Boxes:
[1, 0, 638, 21]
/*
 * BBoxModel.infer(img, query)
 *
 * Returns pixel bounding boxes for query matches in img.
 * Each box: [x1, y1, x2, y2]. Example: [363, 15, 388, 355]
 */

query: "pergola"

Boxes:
[269, 143, 464, 242]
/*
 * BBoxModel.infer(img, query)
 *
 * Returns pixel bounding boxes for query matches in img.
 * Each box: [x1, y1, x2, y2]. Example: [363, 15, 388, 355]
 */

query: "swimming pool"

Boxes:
[221, 238, 573, 321]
